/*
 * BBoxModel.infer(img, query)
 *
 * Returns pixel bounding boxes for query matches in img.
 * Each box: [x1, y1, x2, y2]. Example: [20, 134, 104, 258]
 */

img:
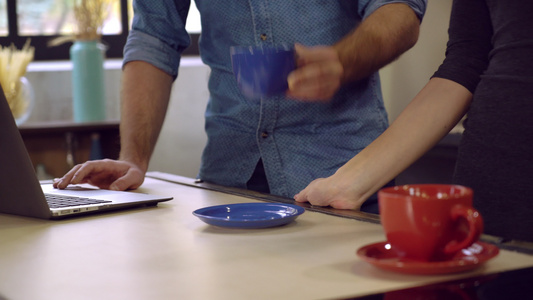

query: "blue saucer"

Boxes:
[193, 203, 305, 229]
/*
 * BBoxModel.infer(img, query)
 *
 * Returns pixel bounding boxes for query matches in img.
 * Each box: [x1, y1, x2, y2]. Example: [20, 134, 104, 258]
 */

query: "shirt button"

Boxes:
[261, 131, 269, 138]
[260, 34, 267, 41]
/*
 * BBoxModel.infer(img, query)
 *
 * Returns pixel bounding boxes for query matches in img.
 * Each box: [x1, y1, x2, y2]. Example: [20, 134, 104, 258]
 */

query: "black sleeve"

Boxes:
[431, 0, 493, 94]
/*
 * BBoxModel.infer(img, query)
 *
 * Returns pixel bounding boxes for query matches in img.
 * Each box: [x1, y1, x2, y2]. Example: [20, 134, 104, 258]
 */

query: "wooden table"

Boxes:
[1, 173, 532, 300]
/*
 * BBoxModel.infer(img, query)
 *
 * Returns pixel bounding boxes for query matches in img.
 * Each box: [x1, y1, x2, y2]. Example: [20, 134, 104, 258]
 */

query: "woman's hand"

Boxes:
[294, 174, 366, 210]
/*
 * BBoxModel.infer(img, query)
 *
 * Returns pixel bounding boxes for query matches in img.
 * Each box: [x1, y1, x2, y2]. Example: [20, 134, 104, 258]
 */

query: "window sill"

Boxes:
[27, 56, 204, 73]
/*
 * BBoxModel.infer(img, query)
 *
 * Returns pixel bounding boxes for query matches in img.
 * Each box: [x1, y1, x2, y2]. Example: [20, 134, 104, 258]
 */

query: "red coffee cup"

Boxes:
[378, 184, 484, 261]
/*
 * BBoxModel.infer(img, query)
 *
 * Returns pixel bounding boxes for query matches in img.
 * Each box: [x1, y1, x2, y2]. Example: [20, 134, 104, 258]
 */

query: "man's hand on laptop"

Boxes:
[53, 159, 145, 191]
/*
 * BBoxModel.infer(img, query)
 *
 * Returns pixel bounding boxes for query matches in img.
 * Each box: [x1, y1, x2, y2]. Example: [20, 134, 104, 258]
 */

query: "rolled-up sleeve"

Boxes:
[359, 0, 427, 20]
[123, 30, 182, 78]
[432, 0, 492, 93]
[123, 0, 192, 79]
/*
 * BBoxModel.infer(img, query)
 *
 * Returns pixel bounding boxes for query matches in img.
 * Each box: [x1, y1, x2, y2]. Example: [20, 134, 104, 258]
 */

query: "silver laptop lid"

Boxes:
[0, 84, 172, 219]
[0, 83, 52, 218]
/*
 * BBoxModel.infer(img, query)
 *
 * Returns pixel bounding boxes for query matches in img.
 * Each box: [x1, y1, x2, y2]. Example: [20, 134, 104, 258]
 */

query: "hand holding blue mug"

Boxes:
[230, 44, 296, 99]
[286, 44, 344, 102]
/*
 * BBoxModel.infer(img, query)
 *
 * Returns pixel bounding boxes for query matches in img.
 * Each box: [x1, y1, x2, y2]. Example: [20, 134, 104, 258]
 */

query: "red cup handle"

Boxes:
[443, 204, 484, 254]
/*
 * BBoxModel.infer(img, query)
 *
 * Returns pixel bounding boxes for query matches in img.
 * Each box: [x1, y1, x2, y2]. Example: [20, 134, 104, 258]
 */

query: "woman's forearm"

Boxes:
[338, 77, 473, 200]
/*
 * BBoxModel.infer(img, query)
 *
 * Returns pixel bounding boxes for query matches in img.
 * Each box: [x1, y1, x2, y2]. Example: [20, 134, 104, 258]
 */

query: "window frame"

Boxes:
[1, 0, 199, 61]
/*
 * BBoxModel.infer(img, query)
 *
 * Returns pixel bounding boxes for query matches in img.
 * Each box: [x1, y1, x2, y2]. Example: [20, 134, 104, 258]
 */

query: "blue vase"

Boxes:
[70, 40, 106, 122]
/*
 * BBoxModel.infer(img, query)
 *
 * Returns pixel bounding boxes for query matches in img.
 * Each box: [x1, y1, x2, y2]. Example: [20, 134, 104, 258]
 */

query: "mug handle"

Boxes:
[443, 204, 484, 254]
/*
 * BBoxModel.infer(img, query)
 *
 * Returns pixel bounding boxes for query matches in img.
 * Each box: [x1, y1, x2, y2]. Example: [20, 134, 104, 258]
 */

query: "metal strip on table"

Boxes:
[145, 171, 533, 255]
[146, 171, 380, 224]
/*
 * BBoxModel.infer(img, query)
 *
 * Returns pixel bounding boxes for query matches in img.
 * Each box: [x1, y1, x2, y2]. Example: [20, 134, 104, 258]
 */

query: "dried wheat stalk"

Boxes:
[74, 0, 110, 40]
[0, 40, 35, 118]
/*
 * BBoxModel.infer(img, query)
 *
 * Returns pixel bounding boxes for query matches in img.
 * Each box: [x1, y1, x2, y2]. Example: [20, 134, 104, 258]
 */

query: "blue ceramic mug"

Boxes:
[230, 44, 296, 99]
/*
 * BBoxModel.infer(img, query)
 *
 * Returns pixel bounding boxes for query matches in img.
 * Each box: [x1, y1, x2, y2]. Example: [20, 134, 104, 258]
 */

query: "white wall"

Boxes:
[23, 0, 453, 178]
[25, 60, 123, 122]
[147, 58, 210, 177]
[381, 0, 453, 122]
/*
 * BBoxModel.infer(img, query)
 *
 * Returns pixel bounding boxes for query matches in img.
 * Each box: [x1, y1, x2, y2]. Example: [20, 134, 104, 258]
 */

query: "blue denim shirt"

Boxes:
[124, 0, 427, 197]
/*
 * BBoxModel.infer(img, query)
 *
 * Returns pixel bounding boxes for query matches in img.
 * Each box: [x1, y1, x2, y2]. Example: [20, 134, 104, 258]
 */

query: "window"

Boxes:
[0, 0, 200, 61]
[0, 1, 6, 37]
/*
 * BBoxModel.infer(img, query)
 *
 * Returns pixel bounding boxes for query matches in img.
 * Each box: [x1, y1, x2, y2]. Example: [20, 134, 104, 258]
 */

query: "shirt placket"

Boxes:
[248, 0, 289, 196]
[249, 0, 273, 46]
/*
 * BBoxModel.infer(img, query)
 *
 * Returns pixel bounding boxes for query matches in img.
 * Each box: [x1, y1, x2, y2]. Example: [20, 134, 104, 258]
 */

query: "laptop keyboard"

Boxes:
[45, 194, 112, 209]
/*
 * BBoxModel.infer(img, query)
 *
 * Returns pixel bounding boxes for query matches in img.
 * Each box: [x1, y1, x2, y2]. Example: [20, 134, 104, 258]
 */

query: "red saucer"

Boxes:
[356, 241, 499, 275]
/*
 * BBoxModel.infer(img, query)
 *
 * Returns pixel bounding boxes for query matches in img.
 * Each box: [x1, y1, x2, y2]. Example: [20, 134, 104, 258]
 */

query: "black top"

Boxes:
[433, 0, 533, 242]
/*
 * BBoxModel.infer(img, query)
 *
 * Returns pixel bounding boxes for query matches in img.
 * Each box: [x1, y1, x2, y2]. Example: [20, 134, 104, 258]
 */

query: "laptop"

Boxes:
[0, 83, 173, 219]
